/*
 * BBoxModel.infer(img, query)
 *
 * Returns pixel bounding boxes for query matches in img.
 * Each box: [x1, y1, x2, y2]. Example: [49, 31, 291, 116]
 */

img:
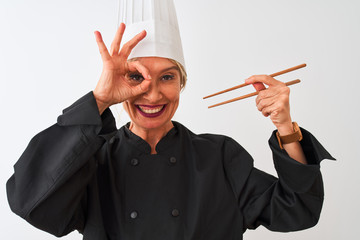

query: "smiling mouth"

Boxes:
[136, 105, 166, 118]
[138, 105, 164, 114]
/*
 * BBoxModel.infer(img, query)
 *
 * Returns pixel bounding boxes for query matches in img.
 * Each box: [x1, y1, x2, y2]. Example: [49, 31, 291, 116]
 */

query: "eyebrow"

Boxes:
[128, 66, 180, 75]
[161, 66, 180, 73]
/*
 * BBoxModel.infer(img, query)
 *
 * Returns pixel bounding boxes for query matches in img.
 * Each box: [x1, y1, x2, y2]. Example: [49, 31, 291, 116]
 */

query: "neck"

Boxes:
[129, 121, 174, 154]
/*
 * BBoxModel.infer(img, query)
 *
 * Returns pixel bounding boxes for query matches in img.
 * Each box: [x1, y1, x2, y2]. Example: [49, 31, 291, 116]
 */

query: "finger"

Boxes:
[110, 23, 126, 56]
[245, 74, 266, 92]
[132, 79, 151, 96]
[261, 96, 290, 118]
[126, 61, 152, 97]
[94, 31, 111, 62]
[252, 82, 266, 92]
[119, 30, 147, 60]
[256, 86, 283, 105]
[245, 75, 283, 87]
[127, 61, 152, 80]
[261, 104, 277, 117]
[256, 95, 277, 112]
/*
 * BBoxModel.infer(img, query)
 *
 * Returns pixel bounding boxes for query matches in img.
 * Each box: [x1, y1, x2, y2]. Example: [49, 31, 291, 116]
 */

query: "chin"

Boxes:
[135, 117, 172, 130]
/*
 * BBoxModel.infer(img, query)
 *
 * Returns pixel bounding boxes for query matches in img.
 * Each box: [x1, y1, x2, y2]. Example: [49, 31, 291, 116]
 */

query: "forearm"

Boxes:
[242, 129, 335, 231]
[93, 93, 111, 115]
[93, 83, 112, 115]
[277, 122, 307, 164]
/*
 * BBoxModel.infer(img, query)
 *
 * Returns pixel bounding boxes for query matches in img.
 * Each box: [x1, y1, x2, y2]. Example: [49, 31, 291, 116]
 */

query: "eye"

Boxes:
[161, 74, 174, 81]
[129, 73, 144, 82]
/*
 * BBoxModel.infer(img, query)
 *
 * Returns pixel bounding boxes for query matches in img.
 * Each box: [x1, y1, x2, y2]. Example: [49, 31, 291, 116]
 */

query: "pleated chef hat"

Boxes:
[118, 0, 185, 68]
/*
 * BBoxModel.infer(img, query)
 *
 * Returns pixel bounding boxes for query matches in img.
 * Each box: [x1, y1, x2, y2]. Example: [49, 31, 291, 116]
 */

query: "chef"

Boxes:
[7, 0, 334, 239]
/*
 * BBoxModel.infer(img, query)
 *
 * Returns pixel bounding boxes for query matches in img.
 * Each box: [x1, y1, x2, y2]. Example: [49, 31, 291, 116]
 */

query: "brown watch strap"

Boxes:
[276, 122, 303, 149]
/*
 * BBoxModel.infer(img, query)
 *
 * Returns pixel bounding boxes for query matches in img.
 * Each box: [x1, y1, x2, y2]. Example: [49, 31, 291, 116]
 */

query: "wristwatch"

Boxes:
[276, 122, 303, 149]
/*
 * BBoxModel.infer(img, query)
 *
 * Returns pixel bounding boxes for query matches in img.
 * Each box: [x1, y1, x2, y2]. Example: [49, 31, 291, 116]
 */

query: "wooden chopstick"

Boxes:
[203, 63, 306, 99]
[208, 79, 301, 109]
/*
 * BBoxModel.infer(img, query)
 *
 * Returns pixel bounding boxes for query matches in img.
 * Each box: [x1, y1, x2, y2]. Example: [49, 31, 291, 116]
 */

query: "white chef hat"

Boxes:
[118, 0, 186, 69]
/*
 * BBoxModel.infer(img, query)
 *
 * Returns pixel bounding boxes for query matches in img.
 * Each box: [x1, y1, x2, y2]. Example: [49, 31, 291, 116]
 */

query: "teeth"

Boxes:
[139, 106, 164, 114]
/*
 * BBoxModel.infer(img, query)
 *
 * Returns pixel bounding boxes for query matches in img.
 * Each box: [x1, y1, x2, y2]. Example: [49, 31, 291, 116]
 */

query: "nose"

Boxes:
[143, 81, 162, 103]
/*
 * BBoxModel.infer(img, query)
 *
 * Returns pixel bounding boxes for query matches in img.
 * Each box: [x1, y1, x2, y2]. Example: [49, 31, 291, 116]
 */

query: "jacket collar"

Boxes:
[120, 121, 179, 154]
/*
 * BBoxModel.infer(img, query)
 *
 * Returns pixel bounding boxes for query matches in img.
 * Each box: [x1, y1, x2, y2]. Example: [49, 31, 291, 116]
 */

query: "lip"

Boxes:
[136, 104, 167, 118]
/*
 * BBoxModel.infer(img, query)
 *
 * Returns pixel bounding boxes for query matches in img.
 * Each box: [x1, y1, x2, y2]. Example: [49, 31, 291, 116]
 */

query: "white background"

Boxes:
[0, 0, 359, 239]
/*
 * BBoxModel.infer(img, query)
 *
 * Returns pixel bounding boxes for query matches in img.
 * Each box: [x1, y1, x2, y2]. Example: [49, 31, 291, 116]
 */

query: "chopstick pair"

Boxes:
[203, 63, 306, 108]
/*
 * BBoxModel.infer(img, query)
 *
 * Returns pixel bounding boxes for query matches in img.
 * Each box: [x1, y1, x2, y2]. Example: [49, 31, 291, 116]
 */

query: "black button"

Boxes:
[169, 157, 177, 164]
[171, 209, 180, 217]
[131, 158, 139, 166]
[109, 137, 115, 144]
[130, 211, 138, 219]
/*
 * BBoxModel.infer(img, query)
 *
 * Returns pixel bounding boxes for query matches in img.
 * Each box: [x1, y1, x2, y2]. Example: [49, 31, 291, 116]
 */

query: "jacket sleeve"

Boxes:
[6, 92, 117, 237]
[224, 128, 335, 232]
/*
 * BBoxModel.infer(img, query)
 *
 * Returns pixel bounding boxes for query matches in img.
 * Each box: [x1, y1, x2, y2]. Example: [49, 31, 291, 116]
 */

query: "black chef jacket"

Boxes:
[7, 92, 334, 240]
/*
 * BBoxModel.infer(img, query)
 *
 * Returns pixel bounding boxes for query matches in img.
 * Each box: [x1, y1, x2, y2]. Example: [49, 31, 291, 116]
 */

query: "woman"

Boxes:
[7, 21, 333, 240]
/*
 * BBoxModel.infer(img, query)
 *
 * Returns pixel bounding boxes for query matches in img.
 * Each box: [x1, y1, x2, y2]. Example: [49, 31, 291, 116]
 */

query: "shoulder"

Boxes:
[173, 121, 247, 154]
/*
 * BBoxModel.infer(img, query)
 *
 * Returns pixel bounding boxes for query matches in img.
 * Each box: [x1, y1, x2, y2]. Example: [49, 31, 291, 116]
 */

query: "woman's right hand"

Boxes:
[93, 23, 152, 114]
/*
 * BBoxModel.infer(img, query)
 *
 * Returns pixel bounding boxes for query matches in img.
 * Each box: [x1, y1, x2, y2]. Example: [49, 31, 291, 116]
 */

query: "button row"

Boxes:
[169, 157, 177, 164]
[130, 209, 180, 219]
[130, 211, 138, 219]
[130, 157, 177, 166]
[130, 158, 139, 166]
[171, 209, 180, 217]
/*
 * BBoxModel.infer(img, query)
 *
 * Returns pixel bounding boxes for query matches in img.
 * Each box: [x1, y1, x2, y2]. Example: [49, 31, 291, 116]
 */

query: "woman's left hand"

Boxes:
[245, 75, 293, 131]
[245, 75, 307, 164]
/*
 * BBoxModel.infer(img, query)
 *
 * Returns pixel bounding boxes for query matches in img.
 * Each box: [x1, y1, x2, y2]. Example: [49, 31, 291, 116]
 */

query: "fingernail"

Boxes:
[148, 74, 152, 79]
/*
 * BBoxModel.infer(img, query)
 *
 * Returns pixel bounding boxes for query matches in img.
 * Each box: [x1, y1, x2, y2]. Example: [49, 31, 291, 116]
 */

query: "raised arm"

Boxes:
[93, 23, 152, 114]
[6, 23, 151, 237]
[245, 75, 307, 164]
